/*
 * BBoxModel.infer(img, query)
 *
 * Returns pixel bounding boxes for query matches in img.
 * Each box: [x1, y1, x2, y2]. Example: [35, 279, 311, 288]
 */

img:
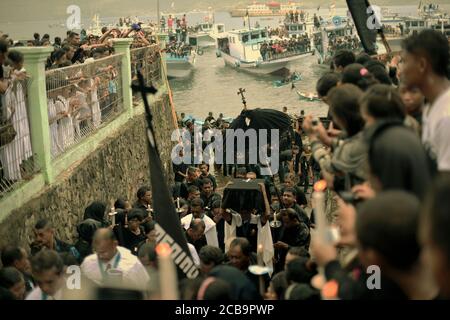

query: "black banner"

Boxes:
[134, 72, 198, 279]
[346, 0, 378, 55]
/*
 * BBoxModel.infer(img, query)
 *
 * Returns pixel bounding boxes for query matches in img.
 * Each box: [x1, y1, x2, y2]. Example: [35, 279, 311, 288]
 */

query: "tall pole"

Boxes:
[157, 0, 161, 30]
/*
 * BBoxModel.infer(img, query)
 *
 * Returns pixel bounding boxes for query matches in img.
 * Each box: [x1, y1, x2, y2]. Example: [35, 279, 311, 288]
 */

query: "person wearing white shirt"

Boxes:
[181, 198, 219, 249]
[26, 250, 65, 300]
[80, 228, 150, 292]
[400, 29, 450, 171]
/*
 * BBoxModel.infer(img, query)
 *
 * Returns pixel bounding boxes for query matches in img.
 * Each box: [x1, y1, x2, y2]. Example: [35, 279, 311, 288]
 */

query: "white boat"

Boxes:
[159, 33, 196, 79]
[312, 17, 360, 64]
[188, 22, 216, 48]
[216, 27, 312, 75]
[164, 53, 196, 78]
[210, 23, 226, 41]
[280, 20, 312, 38]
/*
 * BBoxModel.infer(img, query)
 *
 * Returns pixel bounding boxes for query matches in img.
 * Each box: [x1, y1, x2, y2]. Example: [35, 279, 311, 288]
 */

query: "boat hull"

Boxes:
[188, 33, 216, 48]
[221, 51, 312, 75]
[297, 91, 320, 101]
[165, 55, 196, 78]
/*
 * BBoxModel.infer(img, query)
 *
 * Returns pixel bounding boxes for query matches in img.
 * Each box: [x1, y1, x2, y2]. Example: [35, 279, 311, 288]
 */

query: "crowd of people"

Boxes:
[165, 41, 193, 58]
[284, 11, 308, 24]
[313, 32, 362, 63]
[260, 35, 311, 61]
[1, 27, 450, 301]
[159, 14, 189, 43]
[0, 27, 160, 184]
[328, 34, 361, 53]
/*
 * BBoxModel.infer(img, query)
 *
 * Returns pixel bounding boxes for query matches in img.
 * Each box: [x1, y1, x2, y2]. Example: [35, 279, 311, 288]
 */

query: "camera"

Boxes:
[312, 117, 320, 127]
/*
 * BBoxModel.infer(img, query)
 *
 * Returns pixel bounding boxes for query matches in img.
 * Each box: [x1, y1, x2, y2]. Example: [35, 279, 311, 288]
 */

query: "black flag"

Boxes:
[132, 72, 199, 279]
[346, 0, 378, 55]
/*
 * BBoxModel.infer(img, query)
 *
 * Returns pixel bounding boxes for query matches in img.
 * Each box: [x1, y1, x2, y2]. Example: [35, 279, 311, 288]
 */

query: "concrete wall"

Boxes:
[0, 93, 176, 249]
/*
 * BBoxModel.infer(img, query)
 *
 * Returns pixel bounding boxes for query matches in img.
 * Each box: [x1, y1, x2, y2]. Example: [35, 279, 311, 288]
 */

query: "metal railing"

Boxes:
[0, 78, 37, 196]
[131, 45, 163, 90]
[45, 54, 124, 159]
[263, 48, 313, 62]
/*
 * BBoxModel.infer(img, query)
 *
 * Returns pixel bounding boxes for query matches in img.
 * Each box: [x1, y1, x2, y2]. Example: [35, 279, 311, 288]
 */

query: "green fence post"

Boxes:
[15, 46, 55, 184]
[112, 38, 134, 118]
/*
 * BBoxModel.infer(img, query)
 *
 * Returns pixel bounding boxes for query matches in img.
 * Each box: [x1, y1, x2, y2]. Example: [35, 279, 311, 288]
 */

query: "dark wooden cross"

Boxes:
[131, 70, 158, 147]
[237, 88, 247, 110]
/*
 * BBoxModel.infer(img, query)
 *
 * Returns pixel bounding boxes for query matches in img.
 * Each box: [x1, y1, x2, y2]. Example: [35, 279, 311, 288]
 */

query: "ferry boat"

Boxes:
[230, 1, 303, 17]
[216, 27, 312, 75]
[280, 20, 311, 38]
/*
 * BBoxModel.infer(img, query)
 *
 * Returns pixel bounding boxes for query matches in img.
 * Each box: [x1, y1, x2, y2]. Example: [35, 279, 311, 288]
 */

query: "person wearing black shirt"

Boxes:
[30, 219, 80, 261]
[205, 112, 215, 123]
[115, 209, 146, 256]
[199, 163, 217, 190]
[282, 173, 308, 208]
[274, 208, 310, 273]
[200, 178, 221, 210]
[133, 186, 152, 214]
[173, 149, 188, 198]
[227, 237, 269, 297]
[75, 219, 102, 262]
[273, 188, 310, 227]
[180, 167, 201, 199]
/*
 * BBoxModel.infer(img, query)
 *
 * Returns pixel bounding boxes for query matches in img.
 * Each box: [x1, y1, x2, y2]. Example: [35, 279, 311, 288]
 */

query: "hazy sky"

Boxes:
[2, 0, 447, 21]
[1, 0, 449, 25]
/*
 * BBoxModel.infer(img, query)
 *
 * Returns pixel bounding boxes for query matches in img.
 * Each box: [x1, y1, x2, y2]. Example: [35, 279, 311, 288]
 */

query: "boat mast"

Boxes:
[157, 0, 161, 31]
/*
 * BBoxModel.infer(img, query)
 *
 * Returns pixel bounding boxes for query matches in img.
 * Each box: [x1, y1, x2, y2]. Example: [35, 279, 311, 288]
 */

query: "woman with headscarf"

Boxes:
[74, 219, 102, 263]
[83, 201, 107, 226]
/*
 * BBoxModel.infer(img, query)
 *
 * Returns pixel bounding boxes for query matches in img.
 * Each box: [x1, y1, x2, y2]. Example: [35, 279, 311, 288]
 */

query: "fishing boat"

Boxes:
[216, 27, 312, 75]
[296, 91, 320, 102]
[188, 22, 216, 48]
[272, 72, 302, 87]
[209, 23, 226, 42]
[158, 33, 196, 79]
[312, 16, 360, 65]
[164, 53, 196, 78]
